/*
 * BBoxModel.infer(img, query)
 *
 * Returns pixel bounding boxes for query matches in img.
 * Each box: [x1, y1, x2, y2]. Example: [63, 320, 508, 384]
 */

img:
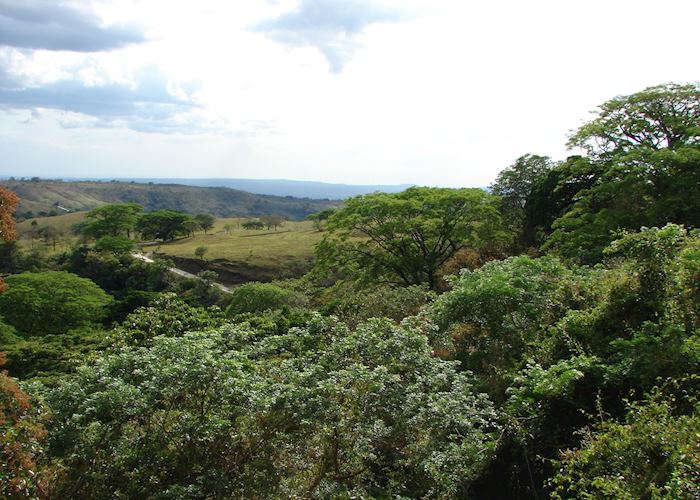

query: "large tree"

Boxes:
[0, 271, 112, 335]
[315, 187, 503, 290]
[136, 210, 193, 241]
[81, 203, 143, 239]
[194, 213, 215, 234]
[568, 83, 700, 157]
[490, 154, 557, 249]
[540, 83, 700, 262]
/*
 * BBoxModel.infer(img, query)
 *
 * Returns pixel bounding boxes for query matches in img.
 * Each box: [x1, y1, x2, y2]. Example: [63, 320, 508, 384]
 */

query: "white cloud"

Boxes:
[1, 0, 699, 187]
[0, 0, 147, 51]
[253, 0, 404, 72]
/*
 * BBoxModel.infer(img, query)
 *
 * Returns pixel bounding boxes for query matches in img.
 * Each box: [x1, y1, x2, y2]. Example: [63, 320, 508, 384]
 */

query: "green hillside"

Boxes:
[1, 179, 338, 220]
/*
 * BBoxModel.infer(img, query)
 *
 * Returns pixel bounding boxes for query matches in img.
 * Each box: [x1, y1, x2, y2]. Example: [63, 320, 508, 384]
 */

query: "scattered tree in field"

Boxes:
[136, 210, 193, 241]
[0, 271, 112, 335]
[82, 203, 143, 238]
[306, 208, 336, 231]
[242, 219, 265, 230]
[223, 222, 234, 234]
[194, 213, 215, 234]
[38, 225, 60, 250]
[182, 218, 201, 237]
[315, 187, 504, 290]
[260, 215, 284, 230]
[194, 246, 208, 260]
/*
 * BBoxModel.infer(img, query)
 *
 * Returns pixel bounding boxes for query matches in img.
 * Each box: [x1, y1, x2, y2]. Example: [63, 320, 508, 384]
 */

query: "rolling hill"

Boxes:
[1, 179, 338, 220]
[53, 177, 414, 200]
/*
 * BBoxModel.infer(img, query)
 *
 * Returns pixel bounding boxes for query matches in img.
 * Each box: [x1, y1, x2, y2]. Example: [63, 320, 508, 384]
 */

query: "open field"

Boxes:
[148, 218, 323, 267]
[15, 212, 86, 253]
[17, 211, 86, 236]
[13, 213, 325, 273]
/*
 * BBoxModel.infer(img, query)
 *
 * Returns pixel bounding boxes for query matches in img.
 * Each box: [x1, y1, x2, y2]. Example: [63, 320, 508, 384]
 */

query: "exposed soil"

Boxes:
[160, 255, 312, 286]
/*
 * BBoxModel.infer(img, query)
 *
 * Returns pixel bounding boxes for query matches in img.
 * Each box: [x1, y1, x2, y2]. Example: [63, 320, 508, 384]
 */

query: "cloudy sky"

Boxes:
[0, 0, 698, 187]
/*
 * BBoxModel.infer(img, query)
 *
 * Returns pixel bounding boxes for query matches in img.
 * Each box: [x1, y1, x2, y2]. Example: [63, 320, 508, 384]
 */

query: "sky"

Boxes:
[0, 0, 698, 187]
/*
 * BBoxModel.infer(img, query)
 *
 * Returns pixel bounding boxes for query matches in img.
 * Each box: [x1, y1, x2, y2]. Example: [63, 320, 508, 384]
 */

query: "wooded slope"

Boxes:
[1, 179, 337, 220]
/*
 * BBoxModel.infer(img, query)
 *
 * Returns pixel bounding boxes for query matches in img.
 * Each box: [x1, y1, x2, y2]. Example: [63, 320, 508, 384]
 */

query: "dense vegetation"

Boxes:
[1, 83, 699, 498]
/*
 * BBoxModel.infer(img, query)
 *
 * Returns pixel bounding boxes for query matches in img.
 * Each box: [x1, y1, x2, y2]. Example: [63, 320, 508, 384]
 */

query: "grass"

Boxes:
[14, 214, 328, 270]
[150, 218, 323, 267]
[15, 212, 86, 254]
[17, 211, 86, 235]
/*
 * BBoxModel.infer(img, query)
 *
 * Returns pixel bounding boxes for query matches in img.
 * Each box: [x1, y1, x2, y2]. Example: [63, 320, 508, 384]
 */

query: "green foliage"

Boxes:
[63, 246, 171, 296]
[44, 316, 501, 498]
[110, 292, 226, 347]
[260, 214, 285, 230]
[433, 226, 700, 496]
[0, 317, 19, 344]
[568, 83, 700, 157]
[174, 271, 226, 308]
[0, 271, 112, 336]
[0, 353, 51, 498]
[432, 255, 590, 393]
[2, 327, 110, 384]
[136, 210, 194, 241]
[551, 388, 700, 499]
[524, 156, 605, 251]
[490, 154, 556, 249]
[306, 208, 336, 230]
[226, 307, 313, 338]
[194, 212, 215, 233]
[226, 282, 296, 316]
[194, 245, 207, 259]
[92, 235, 134, 254]
[506, 355, 596, 443]
[0, 240, 52, 275]
[540, 84, 700, 262]
[316, 187, 504, 290]
[242, 219, 265, 230]
[81, 203, 142, 239]
[543, 149, 700, 262]
[321, 283, 433, 328]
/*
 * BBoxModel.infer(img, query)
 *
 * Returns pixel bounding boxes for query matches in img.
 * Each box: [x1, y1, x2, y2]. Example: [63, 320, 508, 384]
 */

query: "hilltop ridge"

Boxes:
[0, 178, 339, 220]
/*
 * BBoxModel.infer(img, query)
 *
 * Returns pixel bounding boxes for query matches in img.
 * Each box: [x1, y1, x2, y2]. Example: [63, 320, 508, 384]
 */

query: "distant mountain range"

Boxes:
[0, 179, 340, 220]
[41, 178, 414, 200]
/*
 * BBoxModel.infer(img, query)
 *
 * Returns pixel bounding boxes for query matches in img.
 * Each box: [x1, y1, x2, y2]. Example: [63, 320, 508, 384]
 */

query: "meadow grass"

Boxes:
[14, 214, 325, 267]
[150, 218, 322, 266]
[17, 211, 86, 236]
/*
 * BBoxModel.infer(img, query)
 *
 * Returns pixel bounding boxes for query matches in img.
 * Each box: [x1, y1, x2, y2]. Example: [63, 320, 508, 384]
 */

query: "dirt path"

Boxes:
[132, 253, 232, 293]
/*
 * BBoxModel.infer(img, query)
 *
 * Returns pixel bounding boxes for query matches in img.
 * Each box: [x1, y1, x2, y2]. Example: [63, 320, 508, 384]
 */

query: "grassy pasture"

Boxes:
[151, 218, 323, 266]
[13, 213, 327, 269]
[17, 211, 86, 236]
